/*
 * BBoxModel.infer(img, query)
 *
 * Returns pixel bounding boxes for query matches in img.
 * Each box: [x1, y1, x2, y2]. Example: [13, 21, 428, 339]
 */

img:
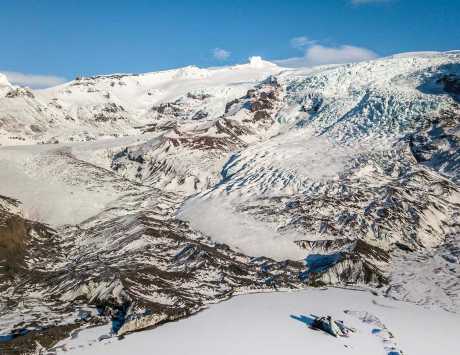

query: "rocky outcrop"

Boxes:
[438, 74, 460, 96]
[0, 191, 305, 353]
[5, 87, 35, 99]
[297, 239, 390, 287]
[93, 103, 127, 122]
[408, 107, 460, 183]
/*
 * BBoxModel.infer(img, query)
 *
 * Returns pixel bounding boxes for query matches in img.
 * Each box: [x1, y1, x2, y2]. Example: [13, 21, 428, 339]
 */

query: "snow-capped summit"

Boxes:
[171, 65, 211, 79]
[248, 56, 274, 68]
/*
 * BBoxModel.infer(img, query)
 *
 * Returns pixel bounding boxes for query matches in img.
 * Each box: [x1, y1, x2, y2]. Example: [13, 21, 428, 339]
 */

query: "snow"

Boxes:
[39, 57, 281, 116]
[388, 236, 460, 313]
[1, 51, 460, 353]
[54, 288, 460, 355]
[390, 51, 443, 58]
[177, 129, 359, 261]
[177, 50, 460, 267]
[68, 133, 158, 169]
[178, 197, 306, 261]
[222, 129, 357, 192]
[0, 135, 151, 225]
[0, 147, 106, 225]
[0, 57, 282, 147]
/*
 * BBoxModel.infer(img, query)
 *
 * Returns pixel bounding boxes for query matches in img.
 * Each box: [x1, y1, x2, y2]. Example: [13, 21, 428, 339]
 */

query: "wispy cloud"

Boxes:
[290, 36, 315, 50]
[275, 37, 378, 68]
[2, 71, 67, 89]
[306, 44, 377, 66]
[213, 48, 231, 61]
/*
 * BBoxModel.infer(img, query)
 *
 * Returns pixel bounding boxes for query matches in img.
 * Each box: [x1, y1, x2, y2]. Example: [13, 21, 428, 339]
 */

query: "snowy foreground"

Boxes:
[54, 288, 460, 355]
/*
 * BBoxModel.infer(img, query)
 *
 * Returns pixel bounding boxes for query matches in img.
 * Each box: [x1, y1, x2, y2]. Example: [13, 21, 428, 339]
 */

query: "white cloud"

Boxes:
[213, 48, 231, 61]
[290, 36, 315, 50]
[306, 44, 378, 65]
[275, 44, 378, 68]
[2, 71, 67, 89]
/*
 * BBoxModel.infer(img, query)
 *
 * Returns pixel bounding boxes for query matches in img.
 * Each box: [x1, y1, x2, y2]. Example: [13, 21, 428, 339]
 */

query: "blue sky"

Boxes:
[1, 0, 459, 87]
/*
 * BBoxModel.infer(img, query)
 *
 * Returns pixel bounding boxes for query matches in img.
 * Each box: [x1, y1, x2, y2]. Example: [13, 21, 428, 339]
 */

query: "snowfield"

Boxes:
[54, 288, 460, 355]
[178, 197, 307, 260]
[0, 135, 154, 225]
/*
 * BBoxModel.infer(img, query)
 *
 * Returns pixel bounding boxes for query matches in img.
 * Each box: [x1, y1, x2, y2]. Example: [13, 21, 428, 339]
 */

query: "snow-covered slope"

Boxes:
[0, 57, 281, 146]
[1, 52, 459, 354]
[54, 288, 460, 355]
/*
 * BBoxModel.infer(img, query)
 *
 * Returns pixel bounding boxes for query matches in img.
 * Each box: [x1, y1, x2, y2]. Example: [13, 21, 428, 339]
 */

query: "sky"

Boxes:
[0, 0, 459, 88]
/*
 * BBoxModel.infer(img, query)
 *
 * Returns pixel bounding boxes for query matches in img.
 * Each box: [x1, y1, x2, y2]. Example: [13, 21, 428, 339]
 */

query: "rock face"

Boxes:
[438, 74, 460, 97]
[0, 196, 64, 354]
[5, 87, 35, 99]
[0, 52, 460, 353]
[408, 108, 460, 183]
[0, 196, 28, 273]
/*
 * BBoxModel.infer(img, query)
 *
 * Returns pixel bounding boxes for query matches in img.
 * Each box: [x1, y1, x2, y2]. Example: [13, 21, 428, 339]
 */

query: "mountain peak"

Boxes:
[247, 56, 278, 68]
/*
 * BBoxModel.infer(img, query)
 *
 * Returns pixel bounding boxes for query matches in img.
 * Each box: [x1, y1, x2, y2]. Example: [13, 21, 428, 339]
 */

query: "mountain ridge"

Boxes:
[0, 50, 459, 354]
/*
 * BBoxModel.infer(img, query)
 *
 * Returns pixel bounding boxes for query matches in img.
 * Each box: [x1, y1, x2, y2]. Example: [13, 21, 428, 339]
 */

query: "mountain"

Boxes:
[0, 57, 280, 146]
[0, 52, 459, 354]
